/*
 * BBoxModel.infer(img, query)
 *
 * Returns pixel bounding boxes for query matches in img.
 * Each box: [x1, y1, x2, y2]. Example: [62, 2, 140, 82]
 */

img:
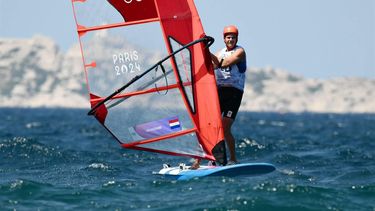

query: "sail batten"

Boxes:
[77, 18, 160, 35]
[121, 128, 197, 148]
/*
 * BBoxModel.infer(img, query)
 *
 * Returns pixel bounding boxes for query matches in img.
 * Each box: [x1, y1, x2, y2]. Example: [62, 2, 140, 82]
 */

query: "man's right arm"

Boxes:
[211, 53, 220, 69]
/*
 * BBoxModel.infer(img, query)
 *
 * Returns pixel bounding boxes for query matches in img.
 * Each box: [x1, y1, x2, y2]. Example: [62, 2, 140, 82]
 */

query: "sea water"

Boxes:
[1, 108, 374, 210]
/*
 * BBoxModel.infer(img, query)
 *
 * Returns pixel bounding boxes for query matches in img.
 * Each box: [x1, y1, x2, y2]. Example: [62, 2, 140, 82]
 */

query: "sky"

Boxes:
[0, 0, 374, 79]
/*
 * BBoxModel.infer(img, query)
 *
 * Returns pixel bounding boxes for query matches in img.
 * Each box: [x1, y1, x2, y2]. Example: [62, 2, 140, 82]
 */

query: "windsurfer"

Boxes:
[191, 25, 247, 169]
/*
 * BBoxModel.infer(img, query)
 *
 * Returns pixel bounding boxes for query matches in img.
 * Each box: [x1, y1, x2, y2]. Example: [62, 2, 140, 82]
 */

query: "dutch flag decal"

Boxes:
[169, 118, 181, 130]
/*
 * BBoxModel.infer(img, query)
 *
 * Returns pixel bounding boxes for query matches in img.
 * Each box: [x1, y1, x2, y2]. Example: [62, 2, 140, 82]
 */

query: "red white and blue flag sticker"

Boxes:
[131, 116, 182, 139]
[169, 118, 181, 130]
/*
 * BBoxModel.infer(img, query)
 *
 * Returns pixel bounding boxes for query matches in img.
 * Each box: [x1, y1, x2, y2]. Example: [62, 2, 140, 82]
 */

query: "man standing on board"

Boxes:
[191, 25, 247, 169]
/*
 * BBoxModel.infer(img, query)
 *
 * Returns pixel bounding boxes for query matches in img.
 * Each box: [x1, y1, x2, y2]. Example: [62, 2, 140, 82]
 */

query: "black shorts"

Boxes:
[218, 87, 244, 120]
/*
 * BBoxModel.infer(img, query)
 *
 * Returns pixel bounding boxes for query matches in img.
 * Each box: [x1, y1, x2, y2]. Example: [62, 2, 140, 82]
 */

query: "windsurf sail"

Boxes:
[71, 0, 224, 161]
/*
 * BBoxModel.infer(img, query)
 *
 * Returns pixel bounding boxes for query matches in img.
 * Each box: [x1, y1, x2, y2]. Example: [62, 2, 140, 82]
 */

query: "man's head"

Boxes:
[223, 25, 239, 50]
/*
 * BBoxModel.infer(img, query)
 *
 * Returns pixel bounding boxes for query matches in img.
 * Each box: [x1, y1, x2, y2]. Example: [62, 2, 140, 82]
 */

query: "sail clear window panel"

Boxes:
[103, 88, 195, 144]
[79, 23, 175, 97]
[137, 133, 207, 158]
[168, 38, 196, 113]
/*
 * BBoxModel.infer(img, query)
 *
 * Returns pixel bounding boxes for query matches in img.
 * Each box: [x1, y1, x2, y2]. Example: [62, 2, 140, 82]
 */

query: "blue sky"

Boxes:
[0, 0, 374, 79]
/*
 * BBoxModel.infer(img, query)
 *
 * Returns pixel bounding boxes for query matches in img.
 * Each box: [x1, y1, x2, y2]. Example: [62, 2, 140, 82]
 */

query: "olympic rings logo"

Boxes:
[123, 0, 142, 4]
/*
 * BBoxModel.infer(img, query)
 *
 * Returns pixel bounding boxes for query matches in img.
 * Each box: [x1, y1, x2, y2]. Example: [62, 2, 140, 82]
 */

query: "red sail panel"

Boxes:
[107, 0, 158, 22]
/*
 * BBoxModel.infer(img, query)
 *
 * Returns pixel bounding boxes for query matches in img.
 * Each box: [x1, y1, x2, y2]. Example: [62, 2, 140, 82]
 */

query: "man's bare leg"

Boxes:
[222, 117, 237, 162]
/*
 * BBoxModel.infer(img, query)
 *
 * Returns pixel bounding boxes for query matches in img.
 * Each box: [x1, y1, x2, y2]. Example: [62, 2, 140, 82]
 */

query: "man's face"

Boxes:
[224, 34, 237, 50]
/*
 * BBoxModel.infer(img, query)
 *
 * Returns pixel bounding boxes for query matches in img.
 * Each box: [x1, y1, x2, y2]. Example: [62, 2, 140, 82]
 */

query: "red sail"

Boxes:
[71, 0, 224, 161]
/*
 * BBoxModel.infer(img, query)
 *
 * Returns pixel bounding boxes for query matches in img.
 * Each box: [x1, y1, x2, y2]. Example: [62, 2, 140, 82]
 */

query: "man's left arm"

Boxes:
[221, 48, 246, 68]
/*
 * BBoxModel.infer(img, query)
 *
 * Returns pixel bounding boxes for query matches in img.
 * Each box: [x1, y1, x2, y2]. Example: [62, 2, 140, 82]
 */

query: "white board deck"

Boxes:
[153, 163, 276, 180]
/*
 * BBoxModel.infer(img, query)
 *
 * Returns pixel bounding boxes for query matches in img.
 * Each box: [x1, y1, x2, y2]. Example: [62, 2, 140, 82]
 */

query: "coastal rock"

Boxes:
[0, 36, 374, 113]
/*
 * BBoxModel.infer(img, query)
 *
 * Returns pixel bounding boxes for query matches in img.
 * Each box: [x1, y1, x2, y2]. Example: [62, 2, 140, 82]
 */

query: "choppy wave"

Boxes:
[1, 108, 375, 210]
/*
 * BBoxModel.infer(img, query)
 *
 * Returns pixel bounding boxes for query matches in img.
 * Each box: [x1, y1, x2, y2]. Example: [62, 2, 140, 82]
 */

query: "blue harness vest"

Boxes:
[215, 45, 247, 91]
